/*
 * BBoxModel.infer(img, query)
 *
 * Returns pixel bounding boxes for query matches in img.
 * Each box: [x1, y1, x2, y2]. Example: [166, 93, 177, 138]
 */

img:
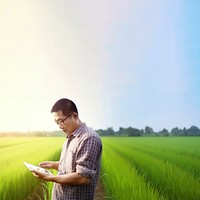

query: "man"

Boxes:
[33, 98, 102, 200]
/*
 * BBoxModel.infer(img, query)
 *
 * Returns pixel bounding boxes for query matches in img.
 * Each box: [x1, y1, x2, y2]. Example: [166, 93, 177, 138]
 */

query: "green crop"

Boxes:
[0, 137, 64, 200]
[1, 136, 200, 200]
[101, 137, 200, 200]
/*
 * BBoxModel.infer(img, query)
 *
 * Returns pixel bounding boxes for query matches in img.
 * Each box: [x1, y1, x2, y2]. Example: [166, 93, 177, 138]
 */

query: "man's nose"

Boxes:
[58, 123, 64, 129]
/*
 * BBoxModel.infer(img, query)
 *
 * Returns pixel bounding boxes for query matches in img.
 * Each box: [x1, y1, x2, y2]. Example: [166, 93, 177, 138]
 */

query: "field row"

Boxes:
[1, 136, 200, 200]
[101, 137, 200, 200]
[0, 137, 64, 200]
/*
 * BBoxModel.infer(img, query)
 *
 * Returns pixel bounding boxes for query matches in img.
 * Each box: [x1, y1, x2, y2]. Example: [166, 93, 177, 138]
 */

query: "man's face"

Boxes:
[52, 110, 77, 136]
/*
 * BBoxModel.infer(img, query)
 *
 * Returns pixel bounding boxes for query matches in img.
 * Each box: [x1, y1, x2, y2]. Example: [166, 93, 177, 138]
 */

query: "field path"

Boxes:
[94, 179, 105, 200]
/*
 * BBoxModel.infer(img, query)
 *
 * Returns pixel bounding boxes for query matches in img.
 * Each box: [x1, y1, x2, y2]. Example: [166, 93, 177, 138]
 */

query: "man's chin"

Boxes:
[62, 129, 69, 135]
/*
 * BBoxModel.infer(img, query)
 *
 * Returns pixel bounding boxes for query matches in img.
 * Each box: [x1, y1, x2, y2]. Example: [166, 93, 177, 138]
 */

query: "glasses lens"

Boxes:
[55, 115, 71, 125]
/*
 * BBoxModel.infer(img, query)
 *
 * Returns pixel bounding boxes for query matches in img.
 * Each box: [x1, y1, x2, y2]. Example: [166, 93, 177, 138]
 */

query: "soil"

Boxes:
[94, 179, 105, 200]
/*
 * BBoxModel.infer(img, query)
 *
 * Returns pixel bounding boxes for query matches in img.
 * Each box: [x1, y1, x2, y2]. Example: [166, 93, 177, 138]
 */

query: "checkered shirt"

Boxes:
[52, 123, 102, 200]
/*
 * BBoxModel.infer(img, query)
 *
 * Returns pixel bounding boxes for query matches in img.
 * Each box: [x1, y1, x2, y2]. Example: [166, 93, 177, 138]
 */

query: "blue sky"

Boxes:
[0, 0, 200, 132]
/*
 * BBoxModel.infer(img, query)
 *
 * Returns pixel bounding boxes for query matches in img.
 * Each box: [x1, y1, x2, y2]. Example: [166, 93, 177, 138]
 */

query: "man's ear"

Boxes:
[72, 112, 78, 118]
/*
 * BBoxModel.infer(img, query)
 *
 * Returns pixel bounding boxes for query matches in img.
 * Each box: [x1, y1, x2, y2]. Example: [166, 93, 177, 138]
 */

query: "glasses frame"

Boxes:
[55, 114, 71, 126]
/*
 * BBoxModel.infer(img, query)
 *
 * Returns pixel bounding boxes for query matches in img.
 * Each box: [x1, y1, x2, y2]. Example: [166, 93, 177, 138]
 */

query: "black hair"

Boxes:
[51, 98, 78, 116]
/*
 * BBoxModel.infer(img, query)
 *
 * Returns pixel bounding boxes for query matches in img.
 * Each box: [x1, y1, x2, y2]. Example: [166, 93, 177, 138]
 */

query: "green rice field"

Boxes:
[0, 137, 64, 200]
[102, 137, 200, 200]
[0, 136, 200, 200]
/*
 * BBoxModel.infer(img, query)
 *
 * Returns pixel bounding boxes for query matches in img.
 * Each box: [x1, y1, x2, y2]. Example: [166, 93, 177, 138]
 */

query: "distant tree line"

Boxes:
[96, 125, 200, 137]
[0, 130, 63, 137]
[1, 125, 200, 137]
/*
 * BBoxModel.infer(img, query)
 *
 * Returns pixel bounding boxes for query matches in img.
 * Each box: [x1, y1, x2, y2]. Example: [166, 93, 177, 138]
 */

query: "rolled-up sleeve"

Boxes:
[76, 136, 102, 180]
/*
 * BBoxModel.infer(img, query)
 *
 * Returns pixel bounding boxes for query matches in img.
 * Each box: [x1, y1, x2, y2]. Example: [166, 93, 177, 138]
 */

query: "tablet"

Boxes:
[23, 162, 53, 176]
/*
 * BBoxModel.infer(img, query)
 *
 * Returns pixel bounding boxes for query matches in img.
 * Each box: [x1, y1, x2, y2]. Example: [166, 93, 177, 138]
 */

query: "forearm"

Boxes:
[47, 172, 90, 185]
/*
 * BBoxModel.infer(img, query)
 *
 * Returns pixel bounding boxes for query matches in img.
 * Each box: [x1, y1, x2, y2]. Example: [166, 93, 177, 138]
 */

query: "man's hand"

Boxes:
[39, 161, 53, 169]
[32, 169, 54, 181]
[39, 161, 59, 170]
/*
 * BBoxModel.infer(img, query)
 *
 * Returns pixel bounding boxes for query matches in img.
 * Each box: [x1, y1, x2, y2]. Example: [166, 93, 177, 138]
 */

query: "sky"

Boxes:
[0, 0, 200, 132]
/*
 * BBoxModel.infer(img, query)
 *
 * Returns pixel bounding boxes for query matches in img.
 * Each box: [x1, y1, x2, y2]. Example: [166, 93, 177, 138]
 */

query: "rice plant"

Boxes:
[102, 137, 200, 200]
[0, 137, 64, 200]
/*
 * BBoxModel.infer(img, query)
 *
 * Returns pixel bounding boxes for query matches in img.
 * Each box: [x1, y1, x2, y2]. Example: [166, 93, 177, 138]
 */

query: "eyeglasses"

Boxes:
[55, 114, 71, 125]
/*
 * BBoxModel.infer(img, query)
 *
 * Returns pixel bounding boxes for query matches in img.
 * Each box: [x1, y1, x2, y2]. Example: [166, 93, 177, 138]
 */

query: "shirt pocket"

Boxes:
[63, 137, 79, 173]
[65, 148, 76, 173]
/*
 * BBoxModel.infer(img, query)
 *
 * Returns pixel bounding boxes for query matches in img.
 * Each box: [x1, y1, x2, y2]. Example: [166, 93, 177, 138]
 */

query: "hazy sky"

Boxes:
[0, 0, 200, 132]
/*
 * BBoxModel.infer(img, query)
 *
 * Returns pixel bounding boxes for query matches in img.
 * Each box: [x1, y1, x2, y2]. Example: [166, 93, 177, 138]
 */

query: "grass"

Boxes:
[102, 144, 163, 200]
[101, 137, 200, 200]
[1, 136, 200, 200]
[0, 137, 64, 200]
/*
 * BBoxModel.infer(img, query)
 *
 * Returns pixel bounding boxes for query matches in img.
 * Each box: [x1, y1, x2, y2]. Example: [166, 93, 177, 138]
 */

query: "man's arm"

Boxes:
[32, 170, 90, 185]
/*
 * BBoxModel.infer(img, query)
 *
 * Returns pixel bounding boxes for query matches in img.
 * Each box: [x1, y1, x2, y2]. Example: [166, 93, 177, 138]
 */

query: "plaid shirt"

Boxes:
[52, 123, 102, 200]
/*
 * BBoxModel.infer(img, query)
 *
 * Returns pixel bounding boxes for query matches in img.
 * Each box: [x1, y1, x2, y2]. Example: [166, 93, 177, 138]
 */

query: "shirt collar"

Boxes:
[67, 122, 86, 138]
